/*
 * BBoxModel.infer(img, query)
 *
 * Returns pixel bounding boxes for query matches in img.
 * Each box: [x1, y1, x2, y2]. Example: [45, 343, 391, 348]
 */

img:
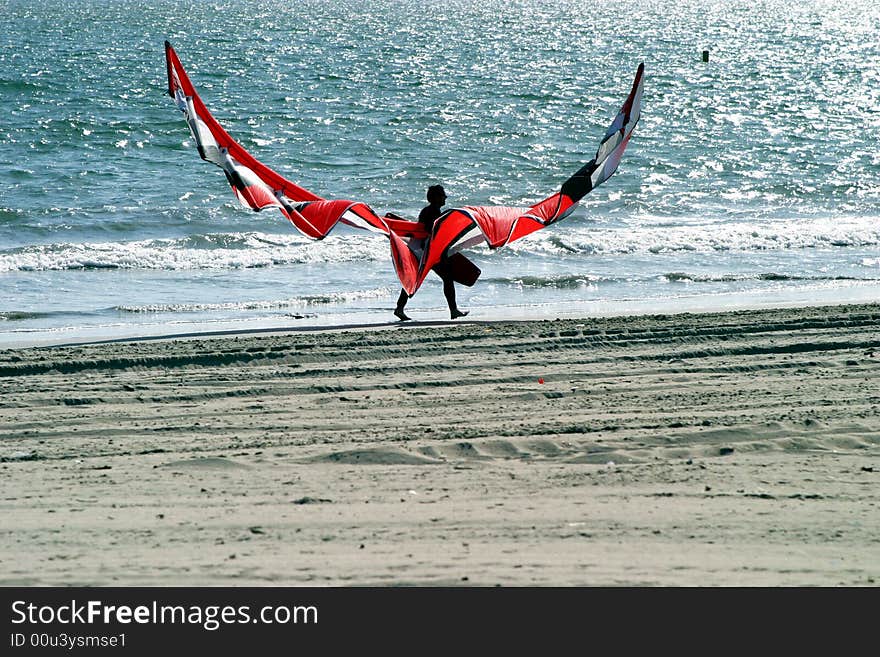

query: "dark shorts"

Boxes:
[434, 254, 481, 287]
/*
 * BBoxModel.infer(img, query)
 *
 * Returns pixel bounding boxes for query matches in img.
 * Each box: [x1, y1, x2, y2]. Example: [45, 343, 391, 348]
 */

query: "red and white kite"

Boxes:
[165, 41, 643, 296]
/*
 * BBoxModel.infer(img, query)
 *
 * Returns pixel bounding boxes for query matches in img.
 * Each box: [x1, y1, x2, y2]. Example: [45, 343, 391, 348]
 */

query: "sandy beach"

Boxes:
[1, 303, 878, 586]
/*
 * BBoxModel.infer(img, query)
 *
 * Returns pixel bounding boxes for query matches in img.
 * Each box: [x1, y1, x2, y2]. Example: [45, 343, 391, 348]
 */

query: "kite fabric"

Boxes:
[165, 41, 644, 296]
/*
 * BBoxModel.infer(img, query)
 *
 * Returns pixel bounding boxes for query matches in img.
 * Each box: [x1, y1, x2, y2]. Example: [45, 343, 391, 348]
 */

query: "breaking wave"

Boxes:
[662, 272, 879, 283]
[0, 231, 388, 272]
[507, 216, 880, 256]
[485, 274, 613, 289]
[2, 216, 880, 274]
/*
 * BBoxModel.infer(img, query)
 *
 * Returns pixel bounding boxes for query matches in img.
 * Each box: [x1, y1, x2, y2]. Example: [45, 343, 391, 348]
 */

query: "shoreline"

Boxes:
[6, 284, 880, 350]
[1, 302, 879, 585]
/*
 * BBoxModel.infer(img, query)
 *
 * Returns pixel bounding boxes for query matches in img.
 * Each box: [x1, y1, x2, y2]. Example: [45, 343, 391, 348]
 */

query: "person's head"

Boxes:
[426, 184, 447, 206]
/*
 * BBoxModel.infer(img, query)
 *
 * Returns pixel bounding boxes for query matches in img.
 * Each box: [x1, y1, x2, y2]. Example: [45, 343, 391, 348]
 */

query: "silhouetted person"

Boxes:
[394, 184, 468, 321]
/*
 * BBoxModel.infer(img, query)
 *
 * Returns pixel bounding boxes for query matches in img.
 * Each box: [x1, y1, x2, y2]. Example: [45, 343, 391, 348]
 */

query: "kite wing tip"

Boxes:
[164, 41, 176, 97]
[630, 62, 645, 103]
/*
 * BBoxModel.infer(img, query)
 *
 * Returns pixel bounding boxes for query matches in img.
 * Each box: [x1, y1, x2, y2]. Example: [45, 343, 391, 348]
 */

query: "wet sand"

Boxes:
[1, 303, 878, 585]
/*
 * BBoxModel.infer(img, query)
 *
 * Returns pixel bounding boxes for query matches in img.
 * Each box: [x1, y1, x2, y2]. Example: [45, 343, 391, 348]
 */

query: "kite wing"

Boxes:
[415, 63, 644, 291]
[164, 41, 423, 291]
[165, 41, 643, 297]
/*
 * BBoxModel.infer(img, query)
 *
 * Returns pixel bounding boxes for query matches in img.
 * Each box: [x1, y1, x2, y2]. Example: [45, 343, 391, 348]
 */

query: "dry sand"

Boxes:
[1, 303, 878, 586]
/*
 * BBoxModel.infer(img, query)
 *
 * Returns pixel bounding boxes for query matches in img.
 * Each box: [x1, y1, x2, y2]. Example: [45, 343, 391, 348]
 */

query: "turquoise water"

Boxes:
[2, 0, 879, 345]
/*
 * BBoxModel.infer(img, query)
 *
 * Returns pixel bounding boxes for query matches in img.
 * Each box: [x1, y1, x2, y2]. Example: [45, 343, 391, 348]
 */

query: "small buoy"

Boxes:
[702, 49, 710, 63]
[538, 377, 545, 384]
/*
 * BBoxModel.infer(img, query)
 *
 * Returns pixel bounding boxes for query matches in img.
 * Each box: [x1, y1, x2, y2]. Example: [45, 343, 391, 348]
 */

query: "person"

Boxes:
[394, 184, 468, 321]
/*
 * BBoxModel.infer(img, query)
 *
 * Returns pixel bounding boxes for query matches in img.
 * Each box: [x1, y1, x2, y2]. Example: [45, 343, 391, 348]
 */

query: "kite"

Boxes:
[164, 41, 644, 297]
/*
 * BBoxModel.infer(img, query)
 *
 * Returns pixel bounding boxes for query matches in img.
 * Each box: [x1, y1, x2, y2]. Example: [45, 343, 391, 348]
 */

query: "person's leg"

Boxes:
[394, 289, 411, 321]
[443, 276, 468, 319]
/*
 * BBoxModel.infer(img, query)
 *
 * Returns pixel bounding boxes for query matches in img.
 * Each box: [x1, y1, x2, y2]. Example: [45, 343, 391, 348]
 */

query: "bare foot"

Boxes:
[394, 308, 411, 321]
[450, 309, 469, 320]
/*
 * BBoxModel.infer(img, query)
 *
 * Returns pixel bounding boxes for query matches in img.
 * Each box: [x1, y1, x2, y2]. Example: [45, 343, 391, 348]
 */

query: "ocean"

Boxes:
[2, 0, 879, 347]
